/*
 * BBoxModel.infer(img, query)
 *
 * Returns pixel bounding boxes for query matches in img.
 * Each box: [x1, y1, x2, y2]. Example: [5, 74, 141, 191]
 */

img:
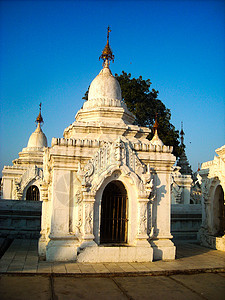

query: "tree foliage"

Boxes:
[115, 72, 182, 158]
[83, 71, 183, 158]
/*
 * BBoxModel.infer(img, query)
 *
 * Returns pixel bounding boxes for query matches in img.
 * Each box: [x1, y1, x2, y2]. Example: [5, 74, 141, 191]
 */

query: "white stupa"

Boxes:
[2, 104, 47, 200]
[27, 106, 47, 149]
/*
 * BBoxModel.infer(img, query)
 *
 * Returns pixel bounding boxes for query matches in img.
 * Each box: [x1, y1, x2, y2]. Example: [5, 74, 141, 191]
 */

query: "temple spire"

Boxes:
[153, 113, 159, 133]
[151, 113, 164, 146]
[99, 26, 114, 66]
[36, 102, 44, 126]
[180, 121, 184, 147]
[177, 122, 192, 175]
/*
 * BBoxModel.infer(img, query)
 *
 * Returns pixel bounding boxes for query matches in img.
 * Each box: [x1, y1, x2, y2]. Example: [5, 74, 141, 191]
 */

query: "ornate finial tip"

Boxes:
[153, 113, 159, 131]
[36, 103, 44, 124]
[180, 122, 184, 136]
[99, 26, 114, 64]
[107, 26, 111, 40]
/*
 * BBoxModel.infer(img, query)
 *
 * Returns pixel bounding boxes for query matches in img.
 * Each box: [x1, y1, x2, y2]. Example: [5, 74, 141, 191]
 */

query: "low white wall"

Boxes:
[0, 200, 42, 239]
[0, 200, 202, 242]
[171, 204, 202, 241]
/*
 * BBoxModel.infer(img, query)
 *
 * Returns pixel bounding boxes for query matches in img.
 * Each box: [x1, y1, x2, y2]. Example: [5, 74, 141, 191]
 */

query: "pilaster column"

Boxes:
[199, 170, 212, 233]
[149, 162, 176, 260]
[153, 171, 173, 239]
[136, 197, 150, 245]
[82, 193, 96, 247]
[38, 182, 49, 258]
[183, 176, 193, 204]
[46, 169, 78, 261]
[50, 169, 71, 236]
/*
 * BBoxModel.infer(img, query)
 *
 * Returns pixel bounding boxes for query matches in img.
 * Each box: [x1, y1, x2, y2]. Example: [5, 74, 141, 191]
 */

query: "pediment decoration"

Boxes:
[20, 165, 43, 190]
[78, 138, 153, 198]
[13, 165, 43, 199]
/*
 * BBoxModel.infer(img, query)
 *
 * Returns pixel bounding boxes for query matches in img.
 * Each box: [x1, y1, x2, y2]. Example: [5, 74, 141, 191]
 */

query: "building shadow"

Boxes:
[174, 240, 213, 259]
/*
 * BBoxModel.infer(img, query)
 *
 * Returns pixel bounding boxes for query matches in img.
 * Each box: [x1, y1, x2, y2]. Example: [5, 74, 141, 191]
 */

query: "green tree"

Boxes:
[83, 71, 183, 158]
[115, 72, 182, 158]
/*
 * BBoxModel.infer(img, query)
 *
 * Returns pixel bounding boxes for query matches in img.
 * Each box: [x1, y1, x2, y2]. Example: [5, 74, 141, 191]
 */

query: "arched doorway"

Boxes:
[26, 185, 40, 201]
[100, 181, 128, 244]
[214, 185, 225, 236]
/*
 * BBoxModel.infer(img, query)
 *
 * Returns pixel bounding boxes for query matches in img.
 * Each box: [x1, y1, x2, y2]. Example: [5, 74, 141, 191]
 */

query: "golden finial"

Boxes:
[153, 113, 159, 133]
[36, 102, 44, 125]
[107, 26, 111, 41]
[99, 26, 114, 65]
[151, 112, 164, 146]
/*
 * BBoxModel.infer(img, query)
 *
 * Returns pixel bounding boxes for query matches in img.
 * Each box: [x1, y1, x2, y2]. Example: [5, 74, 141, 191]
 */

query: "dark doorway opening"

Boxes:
[100, 181, 128, 244]
[26, 185, 40, 201]
[216, 185, 225, 236]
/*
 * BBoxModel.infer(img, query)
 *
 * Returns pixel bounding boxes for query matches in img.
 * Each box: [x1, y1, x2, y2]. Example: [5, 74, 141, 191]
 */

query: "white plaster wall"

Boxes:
[2, 178, 13, 199]
[153, 171, 173, 239]
[50, 169, 71, 235]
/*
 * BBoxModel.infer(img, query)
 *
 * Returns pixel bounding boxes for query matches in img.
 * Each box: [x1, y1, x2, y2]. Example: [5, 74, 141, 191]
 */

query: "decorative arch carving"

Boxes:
[76, 138, 154, 246]
[77, 138, 153, 199]
[13, 165, 44, 200]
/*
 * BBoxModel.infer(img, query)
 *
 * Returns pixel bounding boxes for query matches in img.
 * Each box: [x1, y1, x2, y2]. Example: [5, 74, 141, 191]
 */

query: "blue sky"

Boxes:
[0, 0, 224, 174]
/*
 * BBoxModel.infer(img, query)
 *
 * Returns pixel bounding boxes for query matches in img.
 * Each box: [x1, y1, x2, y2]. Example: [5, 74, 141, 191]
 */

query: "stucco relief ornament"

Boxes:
[77, 162, 93, 191]
[138, 203, 147, 234]
[174, 185, 183, 204]
[142, 174, 153, 193]
[147, 204, 153, 236]
[75, 190, 82, 204]
[171, 174, 183, 204]
[84, 204, 93, 235]
[148, 178, 156, 203]
[201, 178, 211, 230]
[115, 138, 125, 164]
[78, 139, 153, 201]
[13, 178, 22, 200]
[74, 190, 83, 234]
[202, 179, 210, 204]
[43, 148, 52, 185]
[140, 165, 154, 199]
[83, 162, 94, 187]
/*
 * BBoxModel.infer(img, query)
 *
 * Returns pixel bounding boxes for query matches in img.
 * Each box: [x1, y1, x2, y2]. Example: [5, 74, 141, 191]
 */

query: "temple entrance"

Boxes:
[26, 185, 40, 201]
[100, 181, 128, 244]
[214, 185, 225, 236]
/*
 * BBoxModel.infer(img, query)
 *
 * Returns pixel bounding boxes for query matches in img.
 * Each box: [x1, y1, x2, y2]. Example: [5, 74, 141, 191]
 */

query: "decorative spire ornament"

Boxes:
[35, 102, 44, 126]
[177, 122, 192, 175]
[99, 26, 114, 66]
[180, 121, 184, 147]
[151, 113, 164, 146]
[153, 113, 159, 134]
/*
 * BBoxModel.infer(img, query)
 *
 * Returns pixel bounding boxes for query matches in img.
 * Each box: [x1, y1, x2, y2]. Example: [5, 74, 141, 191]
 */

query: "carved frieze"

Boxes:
[78, 138, 153, 199]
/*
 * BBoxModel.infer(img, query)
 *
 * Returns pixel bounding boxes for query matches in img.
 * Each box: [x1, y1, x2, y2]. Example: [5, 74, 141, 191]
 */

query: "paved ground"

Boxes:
[0, 272, 225, 300]
[0, 239, 224, 275]
[0, 239, 225, 299]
